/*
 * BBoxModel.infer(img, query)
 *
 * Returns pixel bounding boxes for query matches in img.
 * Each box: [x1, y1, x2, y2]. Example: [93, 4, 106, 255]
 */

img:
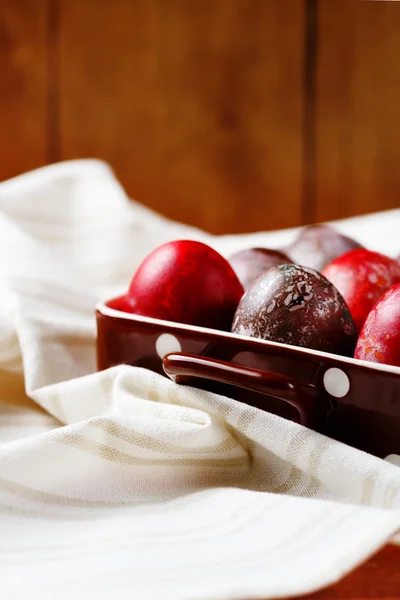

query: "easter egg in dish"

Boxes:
[107, 295, 131, 312]
[285, 224, 362, 272]
[232, 264, 356, 356]
[229, 247, 291, 290]
[126, 240, 244, 330]
[355, 282, 400, 367]
[322, 249, 400, 333]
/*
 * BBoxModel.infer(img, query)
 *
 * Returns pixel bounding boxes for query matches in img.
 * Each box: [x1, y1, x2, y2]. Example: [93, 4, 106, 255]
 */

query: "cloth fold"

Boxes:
[0, 160, 399, 600]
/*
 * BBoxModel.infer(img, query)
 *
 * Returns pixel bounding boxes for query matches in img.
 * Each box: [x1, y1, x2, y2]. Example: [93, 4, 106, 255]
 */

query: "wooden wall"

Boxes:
[1, 0, 399, 234]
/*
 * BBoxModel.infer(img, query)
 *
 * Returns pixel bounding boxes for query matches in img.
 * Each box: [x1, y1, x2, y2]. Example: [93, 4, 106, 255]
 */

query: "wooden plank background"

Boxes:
[0, 0, 49, 178]
[315, 0, 400, 223]
[0, 0, 399, 234]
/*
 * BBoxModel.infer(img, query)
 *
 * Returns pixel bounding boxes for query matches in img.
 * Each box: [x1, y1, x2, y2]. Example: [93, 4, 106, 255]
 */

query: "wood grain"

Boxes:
[58, 0, 305, 234]
[2, 1, 400, 232]
[315, 0, 400, 224]
[297, 544, 400, 600]
[0, 0, 49, 180]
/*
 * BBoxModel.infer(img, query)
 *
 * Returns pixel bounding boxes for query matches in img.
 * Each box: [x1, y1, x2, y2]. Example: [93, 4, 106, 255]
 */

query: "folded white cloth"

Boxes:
[0, 160, 399, 600]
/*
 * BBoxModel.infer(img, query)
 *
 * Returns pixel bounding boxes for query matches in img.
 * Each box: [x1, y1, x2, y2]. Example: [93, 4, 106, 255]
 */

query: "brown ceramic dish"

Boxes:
[96, 299, 400, 461]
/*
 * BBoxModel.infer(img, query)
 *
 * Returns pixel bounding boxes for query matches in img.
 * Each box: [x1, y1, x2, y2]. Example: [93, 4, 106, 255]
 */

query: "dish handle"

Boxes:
[162, 352, 326, 429]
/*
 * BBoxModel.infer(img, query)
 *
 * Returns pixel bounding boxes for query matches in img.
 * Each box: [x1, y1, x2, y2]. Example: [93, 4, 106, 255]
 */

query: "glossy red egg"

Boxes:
[107, 294, 131, 312]
[322, 249, 400, 332]
[355, 282, 400, 367]
[126, 240, 244, 330]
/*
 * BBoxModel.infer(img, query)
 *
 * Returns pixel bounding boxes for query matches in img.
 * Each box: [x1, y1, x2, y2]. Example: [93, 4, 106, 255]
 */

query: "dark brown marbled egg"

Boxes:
[231, 264, 357, 356]
[228, 247, 291, 290]
[285, 224, 362, 272]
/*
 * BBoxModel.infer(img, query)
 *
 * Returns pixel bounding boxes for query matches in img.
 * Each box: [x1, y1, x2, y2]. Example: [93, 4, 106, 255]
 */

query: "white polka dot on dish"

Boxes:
[155, 333, 182, 359]
[323, 367, 350, 398]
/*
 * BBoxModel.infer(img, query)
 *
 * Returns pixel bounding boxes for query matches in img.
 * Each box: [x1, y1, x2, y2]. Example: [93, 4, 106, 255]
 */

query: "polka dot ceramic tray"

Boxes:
[96, 300, 400, 460]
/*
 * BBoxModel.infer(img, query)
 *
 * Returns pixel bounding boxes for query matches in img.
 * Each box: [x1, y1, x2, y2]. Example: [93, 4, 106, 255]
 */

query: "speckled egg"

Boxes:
[231, 264, 357, 356]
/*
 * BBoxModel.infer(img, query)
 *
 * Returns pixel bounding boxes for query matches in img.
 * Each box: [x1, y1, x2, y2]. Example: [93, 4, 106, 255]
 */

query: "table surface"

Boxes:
[293, 544, 400, 599]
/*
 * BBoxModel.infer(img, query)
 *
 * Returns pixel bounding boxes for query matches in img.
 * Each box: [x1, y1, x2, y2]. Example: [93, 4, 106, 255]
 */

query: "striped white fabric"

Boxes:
[0, 160, 399, 600]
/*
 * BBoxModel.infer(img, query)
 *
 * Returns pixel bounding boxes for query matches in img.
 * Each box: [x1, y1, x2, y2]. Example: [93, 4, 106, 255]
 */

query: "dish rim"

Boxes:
[96, 300, 400, 379]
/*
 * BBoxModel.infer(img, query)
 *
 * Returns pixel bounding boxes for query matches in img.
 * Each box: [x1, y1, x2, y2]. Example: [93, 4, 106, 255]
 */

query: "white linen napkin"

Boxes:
[0, 159, 399, 600]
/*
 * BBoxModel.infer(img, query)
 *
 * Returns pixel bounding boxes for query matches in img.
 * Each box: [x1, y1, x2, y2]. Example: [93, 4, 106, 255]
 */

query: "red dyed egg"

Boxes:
[126, 240, 244, 330]
[355, 282, 400, 367]
[107, 295, 130, 312]
[229, 247, 291, 290]
[322, 249, 400, 333]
